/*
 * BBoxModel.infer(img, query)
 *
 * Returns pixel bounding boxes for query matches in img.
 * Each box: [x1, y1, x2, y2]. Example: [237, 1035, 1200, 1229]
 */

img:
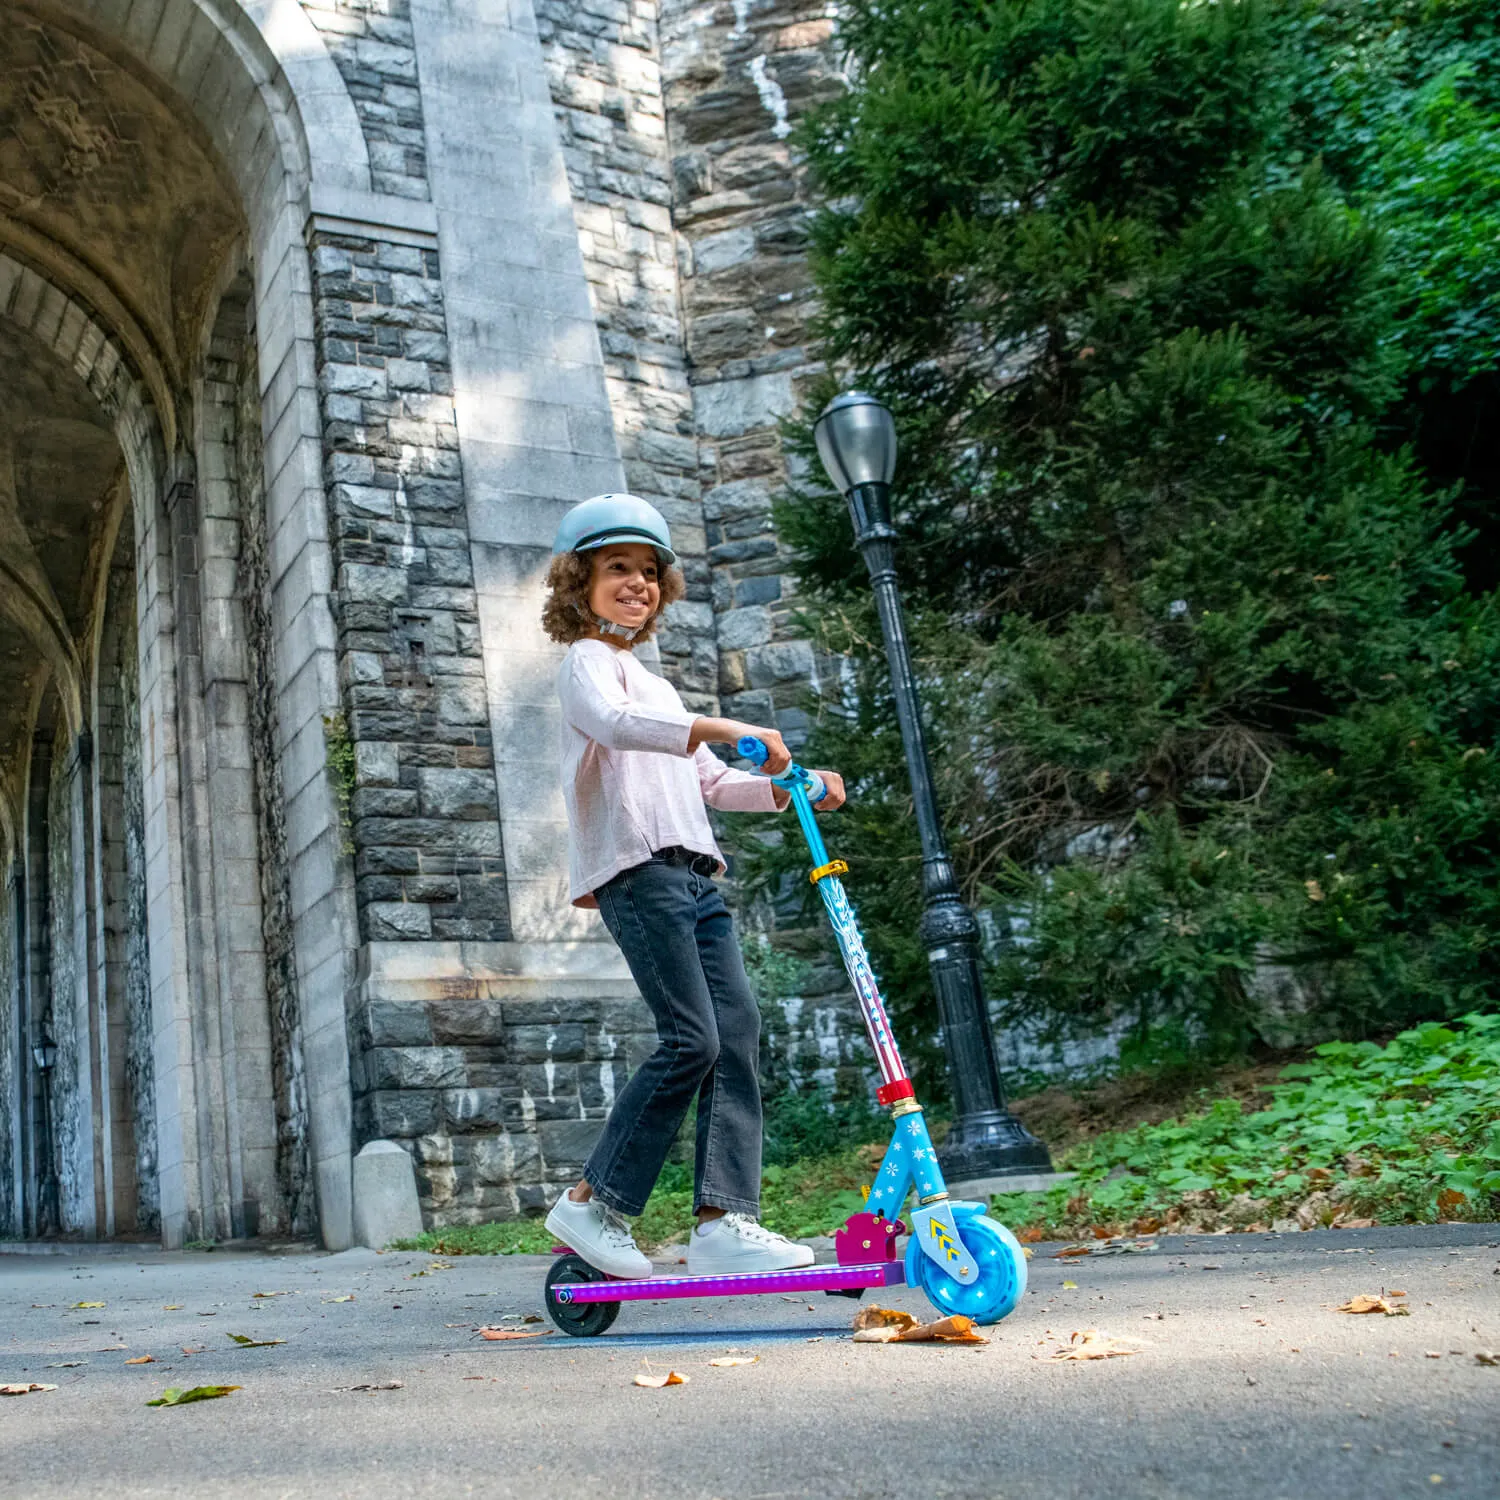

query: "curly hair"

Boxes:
[540, 548, 685, 645]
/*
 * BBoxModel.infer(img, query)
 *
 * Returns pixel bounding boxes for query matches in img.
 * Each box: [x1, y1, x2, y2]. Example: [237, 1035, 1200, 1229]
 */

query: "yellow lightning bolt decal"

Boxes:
[929, 1221, 959, 1262]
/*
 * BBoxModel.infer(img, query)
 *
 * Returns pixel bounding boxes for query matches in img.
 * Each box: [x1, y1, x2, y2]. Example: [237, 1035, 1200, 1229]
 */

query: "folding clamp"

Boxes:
[808, 859, 849, 885]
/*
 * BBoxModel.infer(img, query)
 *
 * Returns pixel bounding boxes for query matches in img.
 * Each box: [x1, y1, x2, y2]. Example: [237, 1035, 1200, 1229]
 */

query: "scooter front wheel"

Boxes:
[544, 1252, 621, 1337]
[905, 1206, 1027, 1325]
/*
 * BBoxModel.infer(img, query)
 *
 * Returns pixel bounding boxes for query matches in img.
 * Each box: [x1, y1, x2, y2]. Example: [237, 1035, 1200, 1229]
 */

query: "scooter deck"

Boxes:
[552, 1258, 906, 1304]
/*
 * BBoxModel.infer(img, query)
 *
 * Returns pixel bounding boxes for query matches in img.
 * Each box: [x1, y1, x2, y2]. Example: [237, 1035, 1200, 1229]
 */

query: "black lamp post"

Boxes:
[32, 1033, 57, 1073]
[813, 391, 1052, 1181]
[32, 1031, 58, 1232]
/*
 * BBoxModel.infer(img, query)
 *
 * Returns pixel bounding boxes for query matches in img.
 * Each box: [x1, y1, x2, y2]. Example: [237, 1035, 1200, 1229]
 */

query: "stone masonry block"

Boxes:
[429, 1000, 507, 1046]
[442, 1088, 507, 1132]
[363, 999, 435, 1048]
[716, 604, 773, 650]
[506, 1023, 588, 1063]
[536, 1118, 603, 1172]
[363, 1089, 441, 1138]
[745, 639, 814, 688]
[355, 740, 400, 787]
[471, 1132, 542, 1186]
[702, 478, 773, 522]
[365, 901, 433, 939]
[367, 1046, 467, 1090]
[418, 767, 499, 819]
[695, 372, 796, 438]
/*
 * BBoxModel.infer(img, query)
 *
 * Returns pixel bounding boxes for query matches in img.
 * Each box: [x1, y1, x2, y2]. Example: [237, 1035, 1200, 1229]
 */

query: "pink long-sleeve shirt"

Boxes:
[557, 638, 781, 907]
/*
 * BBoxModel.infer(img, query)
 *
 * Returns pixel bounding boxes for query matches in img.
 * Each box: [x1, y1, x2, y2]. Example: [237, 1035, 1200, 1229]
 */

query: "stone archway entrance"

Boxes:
[0, 2, 356, 1247]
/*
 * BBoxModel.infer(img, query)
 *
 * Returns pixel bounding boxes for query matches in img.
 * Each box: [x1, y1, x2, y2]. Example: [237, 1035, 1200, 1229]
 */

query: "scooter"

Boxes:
[542, 737, 1028, 1336]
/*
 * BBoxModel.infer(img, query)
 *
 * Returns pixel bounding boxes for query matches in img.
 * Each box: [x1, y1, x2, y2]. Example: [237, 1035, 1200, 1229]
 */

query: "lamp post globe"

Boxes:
[812, 391, 1052, 1183]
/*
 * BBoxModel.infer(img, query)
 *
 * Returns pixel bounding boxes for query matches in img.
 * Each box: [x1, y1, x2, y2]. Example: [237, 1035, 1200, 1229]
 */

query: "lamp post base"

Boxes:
[937, 1108, 1054, 1181]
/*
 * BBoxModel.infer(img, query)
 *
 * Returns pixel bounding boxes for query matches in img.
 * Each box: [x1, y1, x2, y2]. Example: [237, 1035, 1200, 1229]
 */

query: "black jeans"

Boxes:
[583, 851, 762, 1218]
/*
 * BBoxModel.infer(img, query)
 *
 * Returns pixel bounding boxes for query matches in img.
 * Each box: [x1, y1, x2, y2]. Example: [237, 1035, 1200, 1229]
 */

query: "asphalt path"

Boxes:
[2, 1223, 1497, 1499]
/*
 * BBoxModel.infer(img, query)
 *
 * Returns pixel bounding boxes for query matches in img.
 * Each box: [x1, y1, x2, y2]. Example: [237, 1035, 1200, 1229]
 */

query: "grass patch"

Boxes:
[991, 1013, 1500, 1239]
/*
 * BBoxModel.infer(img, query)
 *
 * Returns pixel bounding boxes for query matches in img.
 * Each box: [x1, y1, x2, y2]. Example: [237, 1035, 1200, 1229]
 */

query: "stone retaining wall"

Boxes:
[350, 943, 655, 1221]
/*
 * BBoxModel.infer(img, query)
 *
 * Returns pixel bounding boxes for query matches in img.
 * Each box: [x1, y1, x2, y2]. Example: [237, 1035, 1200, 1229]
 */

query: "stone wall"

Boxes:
[535, 0, 720, 712]
[351, 944, 655, 1223]
[310, 226, 511, 943]
[300, 0, 431, 200]
[660, 0, 842, 738]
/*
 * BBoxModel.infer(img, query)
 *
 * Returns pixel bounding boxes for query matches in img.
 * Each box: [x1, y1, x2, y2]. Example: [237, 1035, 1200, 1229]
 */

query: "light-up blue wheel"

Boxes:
[905, 1204, 1027, 1324]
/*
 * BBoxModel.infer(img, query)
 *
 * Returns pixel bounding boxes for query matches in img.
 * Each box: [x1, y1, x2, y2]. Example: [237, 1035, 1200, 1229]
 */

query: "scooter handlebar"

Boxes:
[737, 736, 827, 804]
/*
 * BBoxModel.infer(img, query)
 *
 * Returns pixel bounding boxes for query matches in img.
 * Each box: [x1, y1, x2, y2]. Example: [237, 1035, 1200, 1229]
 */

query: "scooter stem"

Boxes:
[738, 736, 914, 1106]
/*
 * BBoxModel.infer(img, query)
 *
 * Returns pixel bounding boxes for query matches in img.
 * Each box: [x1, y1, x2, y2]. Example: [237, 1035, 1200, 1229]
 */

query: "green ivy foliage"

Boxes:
[735, 0, 1500, 1095]
[992, 1012, 1500, 1233]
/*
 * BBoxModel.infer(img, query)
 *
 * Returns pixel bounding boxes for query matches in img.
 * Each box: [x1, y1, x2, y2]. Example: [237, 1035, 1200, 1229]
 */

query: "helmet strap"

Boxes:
[595, 615, 641, 642]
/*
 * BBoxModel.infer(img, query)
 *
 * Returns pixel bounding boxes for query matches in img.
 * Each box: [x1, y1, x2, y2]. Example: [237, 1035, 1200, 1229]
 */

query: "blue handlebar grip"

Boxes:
[738, 735, 769, 766]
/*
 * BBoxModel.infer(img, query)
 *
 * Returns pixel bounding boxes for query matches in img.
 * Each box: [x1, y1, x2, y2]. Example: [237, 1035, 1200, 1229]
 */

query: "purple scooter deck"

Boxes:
[552, 1259, 907, 1304]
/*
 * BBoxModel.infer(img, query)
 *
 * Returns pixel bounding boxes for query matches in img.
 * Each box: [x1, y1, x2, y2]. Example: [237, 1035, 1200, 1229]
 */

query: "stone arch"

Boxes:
[0, 2, 362, 1247]
[0, 251, 163, 739]
[43, 0, 370, 199]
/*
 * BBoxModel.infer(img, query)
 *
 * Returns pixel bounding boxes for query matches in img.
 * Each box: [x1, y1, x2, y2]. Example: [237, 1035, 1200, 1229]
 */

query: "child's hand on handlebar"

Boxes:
[809, 770, 845, 812]
[733, 724, 791, 774]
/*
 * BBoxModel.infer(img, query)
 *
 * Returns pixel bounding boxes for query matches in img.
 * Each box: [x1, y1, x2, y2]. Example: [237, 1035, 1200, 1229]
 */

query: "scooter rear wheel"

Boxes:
[905, 1205, 1027, 1325]
[544, 1252, 621, 1337]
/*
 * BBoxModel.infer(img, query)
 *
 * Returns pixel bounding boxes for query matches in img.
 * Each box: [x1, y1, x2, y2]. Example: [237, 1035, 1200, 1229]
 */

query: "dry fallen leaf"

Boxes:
[1019, 1227, 1045, 1243]
[1041, 1329, 1143, 1361]
[45, 1361, 86, 1368]
[1053, 1245, 1092, 1259]
[162, 1305, 183, 1311]
[633, 1370, 688, 1388]
[1474, 1351, 1498, 1367]
[326, 1295, 355, 1304]
[1062, 1280, 1078, 1290]
[897, 1315, 987, 1344]
[852, 1312, 988, 1344]
[1, 1383, 58, 1396]
[125, 1355, 156, 1365]
[852, 1305, 919, 1334]
[478, 1326, 551, 1341]
[1337, 1295, 1410, 1316]
[250, 1292, 287, 1300]
[227, 1334, 286, 1348]
[707, 1356, 758, 1368]
[72, 1302, 106, 1310]
[334, 1381, 404, 1392]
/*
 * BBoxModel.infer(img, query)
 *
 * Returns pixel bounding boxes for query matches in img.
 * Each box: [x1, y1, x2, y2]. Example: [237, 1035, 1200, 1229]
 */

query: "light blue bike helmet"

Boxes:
[552, 493, 676, 568]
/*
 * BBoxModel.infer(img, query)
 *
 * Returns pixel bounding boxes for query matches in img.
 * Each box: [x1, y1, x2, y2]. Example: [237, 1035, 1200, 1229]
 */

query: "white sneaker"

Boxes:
[544, 1194, 652, 1280]
[686, 1213, 816, 1276]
